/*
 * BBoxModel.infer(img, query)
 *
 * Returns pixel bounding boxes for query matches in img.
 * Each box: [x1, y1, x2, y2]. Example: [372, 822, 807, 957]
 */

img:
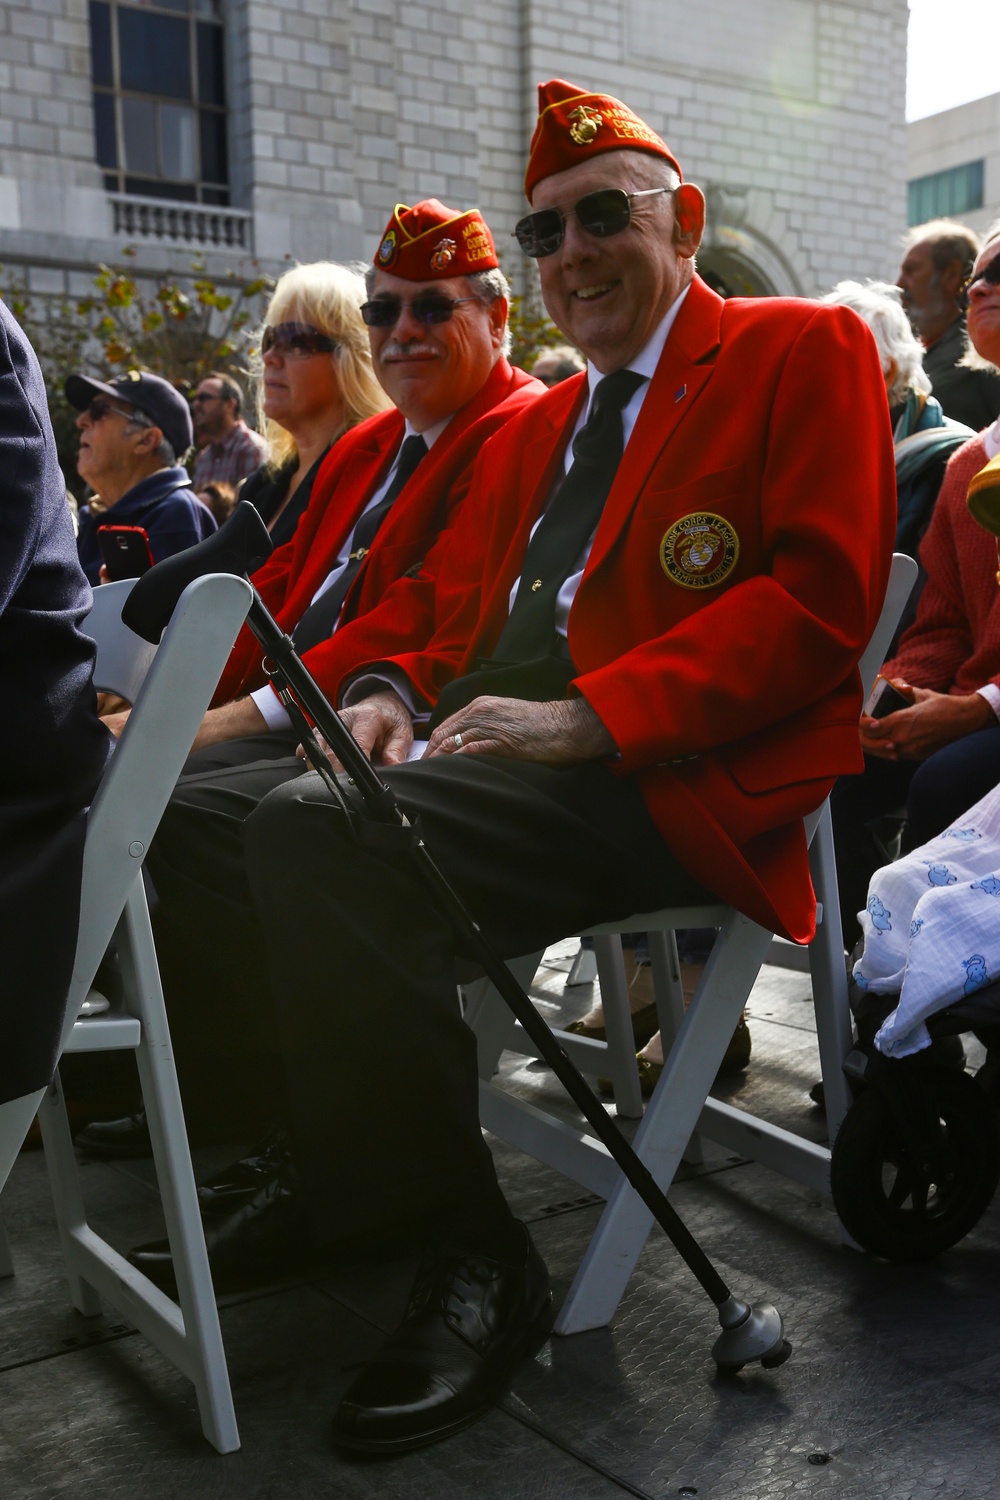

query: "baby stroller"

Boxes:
[830, 961, 1000, 1260]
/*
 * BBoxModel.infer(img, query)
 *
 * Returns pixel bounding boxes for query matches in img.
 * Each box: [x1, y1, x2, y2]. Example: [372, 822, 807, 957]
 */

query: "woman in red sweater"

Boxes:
[833, 225, 1000, 940]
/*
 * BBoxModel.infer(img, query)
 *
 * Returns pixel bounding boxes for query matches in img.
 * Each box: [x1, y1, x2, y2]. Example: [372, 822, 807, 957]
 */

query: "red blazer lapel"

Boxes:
[280, 420, 399, 621]
[473, 376, 588, 642]
[587, 277, 724, 574]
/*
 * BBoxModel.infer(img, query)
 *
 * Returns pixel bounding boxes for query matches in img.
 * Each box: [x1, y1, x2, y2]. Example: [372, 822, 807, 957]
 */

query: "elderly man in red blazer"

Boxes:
[129, 82, 895, 1457]
[100, 199, 540, 763]
[77, 200, 542, 1153]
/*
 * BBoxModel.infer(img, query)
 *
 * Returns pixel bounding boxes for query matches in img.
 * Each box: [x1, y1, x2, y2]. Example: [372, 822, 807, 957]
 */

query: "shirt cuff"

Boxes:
[340, 668, 428, 723]
[976, 684, 1000, 721]
[251, 683, 292, 732]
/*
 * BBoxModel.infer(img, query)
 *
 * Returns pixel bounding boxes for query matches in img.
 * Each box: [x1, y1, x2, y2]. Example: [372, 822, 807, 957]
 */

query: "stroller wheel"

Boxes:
[830, 1068, 1000, 1261]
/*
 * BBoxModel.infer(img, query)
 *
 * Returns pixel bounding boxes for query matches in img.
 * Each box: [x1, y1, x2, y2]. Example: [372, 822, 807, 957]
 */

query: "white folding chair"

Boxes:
[467, 553, 918, 1333]
[0, 572, 252, 1452]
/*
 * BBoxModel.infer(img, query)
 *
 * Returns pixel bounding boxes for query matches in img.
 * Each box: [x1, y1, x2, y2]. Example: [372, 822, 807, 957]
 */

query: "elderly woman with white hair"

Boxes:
[822, 280, 974, 558]
[238, 261, 391, 547]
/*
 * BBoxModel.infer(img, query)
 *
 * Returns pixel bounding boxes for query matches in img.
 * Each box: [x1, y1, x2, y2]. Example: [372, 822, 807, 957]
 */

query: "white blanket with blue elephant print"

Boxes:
[854, 784, 1000, 1057]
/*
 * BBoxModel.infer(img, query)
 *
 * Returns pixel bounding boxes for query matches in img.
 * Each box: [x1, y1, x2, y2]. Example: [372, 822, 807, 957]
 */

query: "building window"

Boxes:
[907, 161, 984, 226]
[89, 0, 229, 206]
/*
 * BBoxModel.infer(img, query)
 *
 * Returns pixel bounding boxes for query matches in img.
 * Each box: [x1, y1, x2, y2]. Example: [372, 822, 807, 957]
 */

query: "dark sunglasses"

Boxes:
[514, 186, 670, 259]
[261, 322, 338, 358]
[360, 294, 480, 328]
[84, 397, 133, 422]
[958, 256, 1000, 313]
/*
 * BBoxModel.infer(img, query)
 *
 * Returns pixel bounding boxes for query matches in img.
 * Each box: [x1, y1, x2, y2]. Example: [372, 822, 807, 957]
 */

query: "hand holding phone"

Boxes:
[864, 675, 915, 720]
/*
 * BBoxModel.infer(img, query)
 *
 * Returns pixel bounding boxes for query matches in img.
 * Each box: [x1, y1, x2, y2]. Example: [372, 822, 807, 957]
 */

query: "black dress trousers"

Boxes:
[239, 752, 704, 1247]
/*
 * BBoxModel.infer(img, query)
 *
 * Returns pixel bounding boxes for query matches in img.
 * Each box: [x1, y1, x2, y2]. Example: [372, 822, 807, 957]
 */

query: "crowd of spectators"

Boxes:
[4, 70, 1000, 1460]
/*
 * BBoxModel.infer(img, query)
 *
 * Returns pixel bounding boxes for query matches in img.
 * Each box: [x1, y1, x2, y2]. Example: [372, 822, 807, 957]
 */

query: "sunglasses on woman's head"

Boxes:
[958, 256, 1000, 313]
[261, 322, 338, 358]
[513, 186, 671, 259]
[360, 293, 480, 328]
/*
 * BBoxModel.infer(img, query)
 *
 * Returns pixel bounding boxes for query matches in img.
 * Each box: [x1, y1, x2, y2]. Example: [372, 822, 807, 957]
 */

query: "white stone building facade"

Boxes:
[0, 0, 909, 309]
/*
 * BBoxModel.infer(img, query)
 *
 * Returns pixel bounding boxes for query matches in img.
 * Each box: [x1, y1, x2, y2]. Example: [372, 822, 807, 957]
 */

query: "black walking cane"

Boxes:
[123, 503, 790, 1373]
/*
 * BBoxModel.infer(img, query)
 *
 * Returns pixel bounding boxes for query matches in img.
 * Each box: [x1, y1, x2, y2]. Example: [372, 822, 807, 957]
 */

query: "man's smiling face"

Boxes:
[366, 270, 505, 431]
[532, 150, 704, 373]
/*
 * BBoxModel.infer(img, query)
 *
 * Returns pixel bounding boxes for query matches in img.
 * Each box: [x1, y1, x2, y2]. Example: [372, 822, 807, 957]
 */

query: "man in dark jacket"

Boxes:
[0, 302, 111, 1106]
[897, 220, 1000, 430]
[69, 370, 215, 585]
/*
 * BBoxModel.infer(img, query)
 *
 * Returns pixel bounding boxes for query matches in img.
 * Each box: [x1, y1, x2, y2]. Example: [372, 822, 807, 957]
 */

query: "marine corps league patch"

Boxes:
[660, 512, 739, 589]
[430, 237, 456, 271]
[377, 229, 398, 267]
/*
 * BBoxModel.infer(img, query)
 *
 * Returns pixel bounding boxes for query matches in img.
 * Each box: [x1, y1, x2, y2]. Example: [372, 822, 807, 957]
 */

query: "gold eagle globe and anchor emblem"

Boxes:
[660, 512, 739, 589]
[568, 104, 603, 145]
[429, 237, 457, 272]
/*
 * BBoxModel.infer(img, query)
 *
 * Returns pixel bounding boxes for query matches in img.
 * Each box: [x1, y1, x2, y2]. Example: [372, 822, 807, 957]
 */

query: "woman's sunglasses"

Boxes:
[261, 322, 338, 358]
[360, 294, 479, 328]
[958, 257, 1000, 313]
[513, 186, 670, 259]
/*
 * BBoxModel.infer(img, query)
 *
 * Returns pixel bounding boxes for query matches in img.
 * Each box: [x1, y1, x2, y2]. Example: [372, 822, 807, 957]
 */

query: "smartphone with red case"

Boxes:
[97, 524, 155, 582]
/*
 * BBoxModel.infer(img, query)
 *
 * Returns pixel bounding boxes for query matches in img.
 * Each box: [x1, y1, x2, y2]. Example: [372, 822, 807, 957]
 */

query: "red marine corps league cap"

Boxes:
[524, 78, 682, 200]
[373, 199, 498, 280]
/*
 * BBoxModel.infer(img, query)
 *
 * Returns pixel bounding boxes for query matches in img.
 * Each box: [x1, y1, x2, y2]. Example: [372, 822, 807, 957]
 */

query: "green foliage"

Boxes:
[0, 250, 272, 495]
[500, 254, 565, 371]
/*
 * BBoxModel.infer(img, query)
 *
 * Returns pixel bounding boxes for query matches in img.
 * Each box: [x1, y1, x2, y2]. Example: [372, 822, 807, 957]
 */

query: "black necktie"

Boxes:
[292, 433, 428, 654]
[427, 369, 645, 731]
[490, 368, 645, 663]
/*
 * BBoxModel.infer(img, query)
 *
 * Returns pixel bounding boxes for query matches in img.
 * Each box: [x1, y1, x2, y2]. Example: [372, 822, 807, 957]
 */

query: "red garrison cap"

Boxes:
[525, 79, 682, 200]
[373, 199, 498, 280]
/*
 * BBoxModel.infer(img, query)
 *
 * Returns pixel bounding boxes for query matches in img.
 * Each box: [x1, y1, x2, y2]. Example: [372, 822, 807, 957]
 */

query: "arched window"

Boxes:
[89, 0, 229, 205]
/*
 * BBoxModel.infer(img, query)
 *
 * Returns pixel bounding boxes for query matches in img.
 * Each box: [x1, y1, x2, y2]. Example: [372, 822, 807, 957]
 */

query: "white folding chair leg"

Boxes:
[36, 1073, 104, 1317]
[120, 884, 239, 1454]
[566, 943, 598, 987]
[807, 802, 856, 1143]
[38, 886, 239, 1454]
[646, 929, 706, 1166]
[555, 911, 773, 1334]
[0, 1090, 45, 1195]
[463, 953, 545, 1080]
[590, 936, 643, 1118]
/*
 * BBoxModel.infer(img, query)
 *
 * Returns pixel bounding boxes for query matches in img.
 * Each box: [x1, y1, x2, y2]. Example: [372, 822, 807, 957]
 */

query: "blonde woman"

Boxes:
[239, 261, 390, 546]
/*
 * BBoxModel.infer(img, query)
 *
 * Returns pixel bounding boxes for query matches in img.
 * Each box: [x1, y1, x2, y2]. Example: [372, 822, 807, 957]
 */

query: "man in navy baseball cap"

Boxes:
[66, 368, 214, 584]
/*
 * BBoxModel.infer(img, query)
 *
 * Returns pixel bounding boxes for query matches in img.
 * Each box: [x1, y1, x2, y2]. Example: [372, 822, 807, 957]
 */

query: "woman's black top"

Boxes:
[236, 447, 330, 550]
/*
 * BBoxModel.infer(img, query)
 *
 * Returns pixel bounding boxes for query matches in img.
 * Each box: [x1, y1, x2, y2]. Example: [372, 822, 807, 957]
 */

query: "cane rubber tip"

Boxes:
[761, 1339, 793, 1369]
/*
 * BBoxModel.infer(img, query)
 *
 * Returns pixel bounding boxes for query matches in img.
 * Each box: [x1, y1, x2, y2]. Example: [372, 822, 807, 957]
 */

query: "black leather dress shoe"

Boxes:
[331, 1223, 551, 1455]
[75, 1109, 151, 1159]
[128, 1160, 310, 1296]
[196, 1125, 291, 1213]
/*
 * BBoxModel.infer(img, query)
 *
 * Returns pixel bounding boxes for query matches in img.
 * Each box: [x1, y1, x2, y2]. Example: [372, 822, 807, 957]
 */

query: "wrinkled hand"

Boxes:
[860, 686, 996, 761]
[424, 695, 616, 765]
[298, 689, 414, 770]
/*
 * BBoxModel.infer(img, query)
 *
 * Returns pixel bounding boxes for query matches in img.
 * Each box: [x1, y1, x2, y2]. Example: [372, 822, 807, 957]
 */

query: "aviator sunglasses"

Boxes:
[514, 186, 670, 259]
[360, 293, 480, 328]
[261, 322, 338, 358]
[958, 256, 1000, 313]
